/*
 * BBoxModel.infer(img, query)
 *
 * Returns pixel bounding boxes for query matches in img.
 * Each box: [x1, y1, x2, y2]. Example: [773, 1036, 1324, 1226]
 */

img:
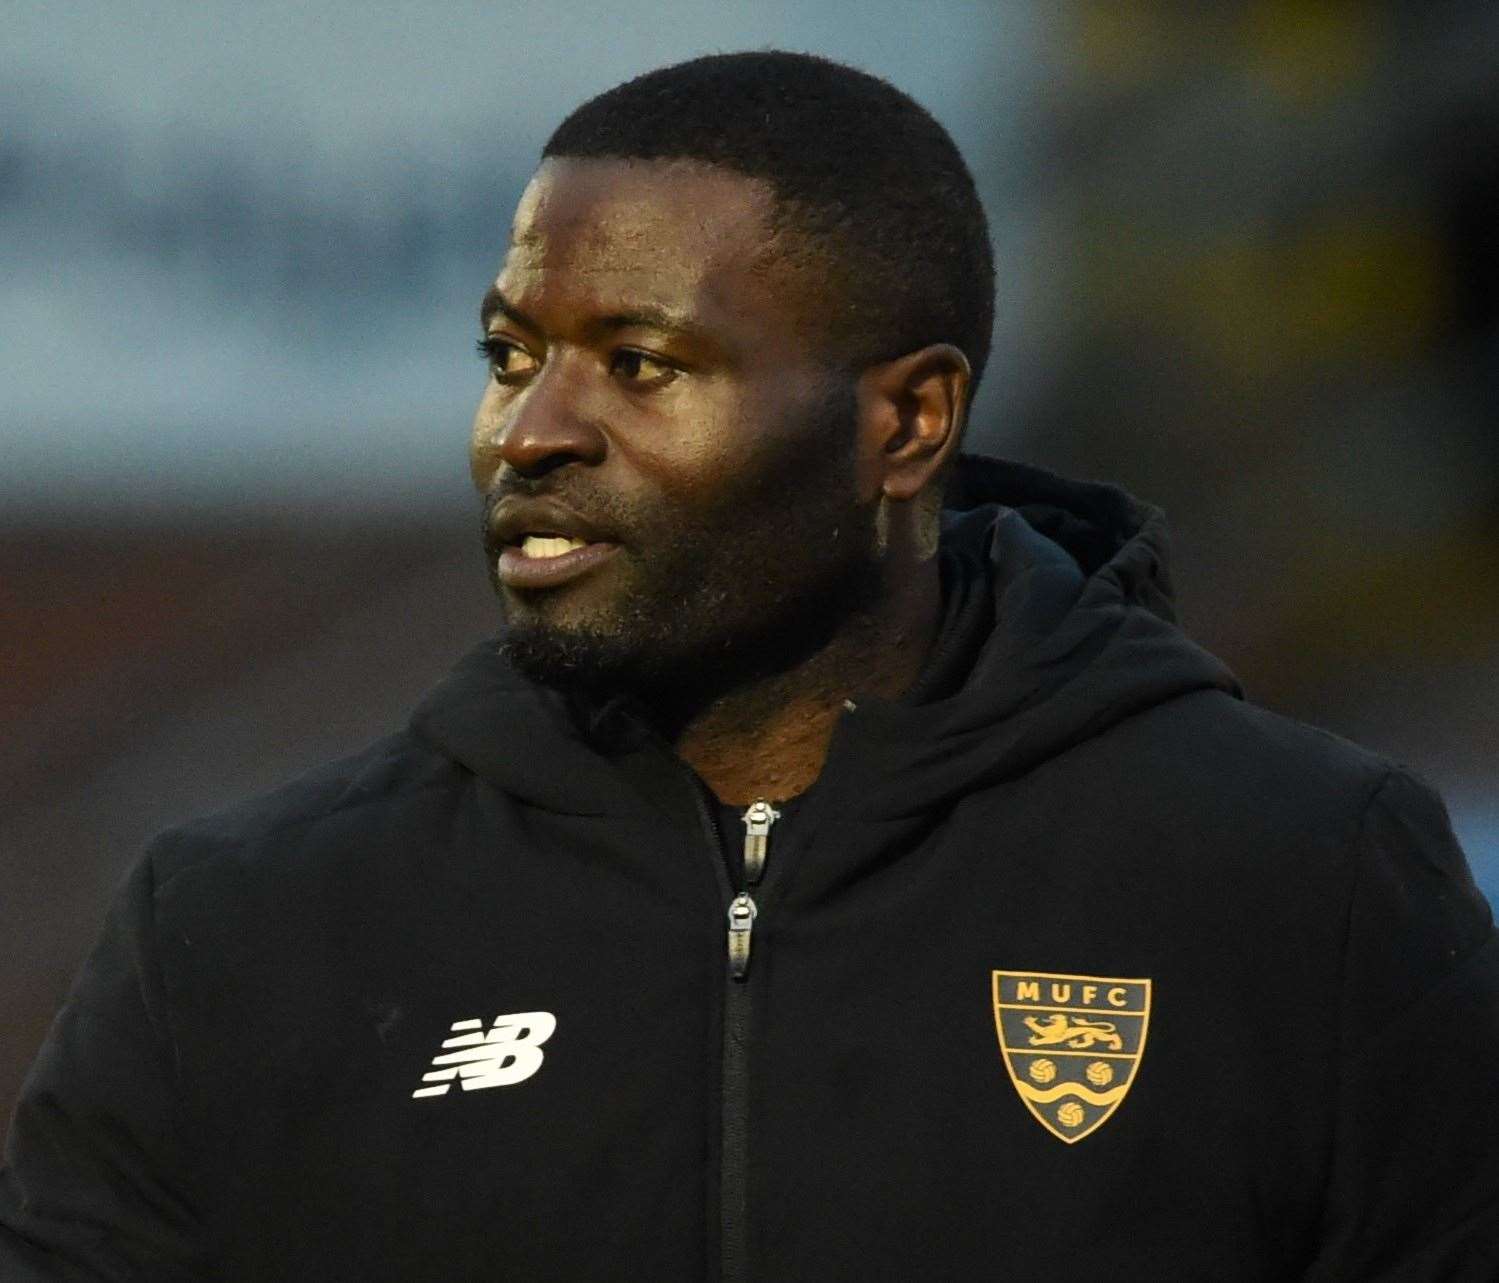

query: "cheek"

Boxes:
[468, 387, 504, 487]
[614, 392, 750, 498]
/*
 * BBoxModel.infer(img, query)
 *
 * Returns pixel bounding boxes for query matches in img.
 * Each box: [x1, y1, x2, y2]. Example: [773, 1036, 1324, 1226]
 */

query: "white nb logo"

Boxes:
[411, 1011, 556, 1099]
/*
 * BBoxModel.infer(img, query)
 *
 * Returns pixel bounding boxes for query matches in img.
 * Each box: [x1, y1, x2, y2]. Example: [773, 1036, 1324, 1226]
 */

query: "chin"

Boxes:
[500, 619, 681, 696]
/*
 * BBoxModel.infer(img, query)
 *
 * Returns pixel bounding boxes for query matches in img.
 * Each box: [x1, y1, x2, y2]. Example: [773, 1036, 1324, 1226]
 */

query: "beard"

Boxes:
[488, 387, 886, 706]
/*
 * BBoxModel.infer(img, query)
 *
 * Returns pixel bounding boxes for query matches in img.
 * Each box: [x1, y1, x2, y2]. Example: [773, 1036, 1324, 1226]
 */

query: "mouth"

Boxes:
[487, 498, 623, 590]
[497, 533, 621, 589]
[494, 531, 621, 591]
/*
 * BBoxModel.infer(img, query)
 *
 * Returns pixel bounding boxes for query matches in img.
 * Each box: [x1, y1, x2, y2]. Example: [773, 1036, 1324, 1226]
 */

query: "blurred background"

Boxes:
[4, 0, 1496, 1123]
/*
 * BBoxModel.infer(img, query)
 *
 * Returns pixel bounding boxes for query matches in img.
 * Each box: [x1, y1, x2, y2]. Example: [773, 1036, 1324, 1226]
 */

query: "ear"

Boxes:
[856, 343, 970, 503]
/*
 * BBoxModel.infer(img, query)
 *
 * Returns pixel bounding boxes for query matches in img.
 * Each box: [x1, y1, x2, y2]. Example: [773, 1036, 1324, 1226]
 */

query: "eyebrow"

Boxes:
[479, 286, 714, 346]
[479, 285, 535, 333]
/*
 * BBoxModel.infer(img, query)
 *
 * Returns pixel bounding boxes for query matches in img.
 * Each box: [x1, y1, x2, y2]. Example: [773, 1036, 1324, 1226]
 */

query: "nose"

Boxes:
[471, 361, 608, 483]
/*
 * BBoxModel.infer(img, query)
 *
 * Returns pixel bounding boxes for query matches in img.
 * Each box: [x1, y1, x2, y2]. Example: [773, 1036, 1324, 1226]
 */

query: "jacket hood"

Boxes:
[826, 454, 1241, 817]
[411, 453, 1241, 819]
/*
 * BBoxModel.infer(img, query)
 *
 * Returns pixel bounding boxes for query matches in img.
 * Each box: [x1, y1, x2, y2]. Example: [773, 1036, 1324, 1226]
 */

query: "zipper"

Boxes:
[689, 786, 781, 1283]
[728, 801, 779, 981]
[740, 799, 779, 887]
[726, 892, 757, 981]
[720, 797, 779, 987]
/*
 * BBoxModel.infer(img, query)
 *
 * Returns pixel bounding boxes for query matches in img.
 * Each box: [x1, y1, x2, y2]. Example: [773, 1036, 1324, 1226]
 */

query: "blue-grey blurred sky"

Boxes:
[3, 0, 1045, 515]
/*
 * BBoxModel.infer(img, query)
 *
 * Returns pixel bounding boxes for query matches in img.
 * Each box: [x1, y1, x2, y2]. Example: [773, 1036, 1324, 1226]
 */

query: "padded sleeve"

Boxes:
[0, 851, 208, 1280]
[1304, 769, 1499, 1280]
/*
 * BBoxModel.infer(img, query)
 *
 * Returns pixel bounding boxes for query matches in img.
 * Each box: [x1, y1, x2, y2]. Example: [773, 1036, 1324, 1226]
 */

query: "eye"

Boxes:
[609, 348, 679, 388]
[476, 335, 539, 383]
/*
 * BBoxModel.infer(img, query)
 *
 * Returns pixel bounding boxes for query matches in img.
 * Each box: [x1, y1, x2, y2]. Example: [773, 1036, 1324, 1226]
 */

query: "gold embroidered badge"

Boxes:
[992, 970, 1151, 1144]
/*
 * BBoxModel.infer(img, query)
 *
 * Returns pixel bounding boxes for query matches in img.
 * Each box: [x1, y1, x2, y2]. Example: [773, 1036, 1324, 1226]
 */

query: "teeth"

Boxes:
[521, 534, 588, 559]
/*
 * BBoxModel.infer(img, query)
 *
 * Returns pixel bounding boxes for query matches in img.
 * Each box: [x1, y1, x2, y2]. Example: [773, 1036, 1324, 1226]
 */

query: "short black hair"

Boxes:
[543, 51, 995, 391]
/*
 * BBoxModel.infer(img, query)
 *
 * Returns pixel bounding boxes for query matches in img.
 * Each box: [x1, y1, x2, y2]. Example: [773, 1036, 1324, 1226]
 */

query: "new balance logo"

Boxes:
[411, 1011, 557, 1099]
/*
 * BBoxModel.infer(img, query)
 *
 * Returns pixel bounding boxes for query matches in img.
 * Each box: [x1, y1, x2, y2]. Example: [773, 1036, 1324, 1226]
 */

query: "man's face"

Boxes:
[470, 157, 884, 697]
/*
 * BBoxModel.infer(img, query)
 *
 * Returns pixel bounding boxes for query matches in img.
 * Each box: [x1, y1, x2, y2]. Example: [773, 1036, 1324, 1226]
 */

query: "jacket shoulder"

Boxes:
[143, 729, 466, 891]
[1102, 690, 1491, 973]
[1115, 688, 1398, 806]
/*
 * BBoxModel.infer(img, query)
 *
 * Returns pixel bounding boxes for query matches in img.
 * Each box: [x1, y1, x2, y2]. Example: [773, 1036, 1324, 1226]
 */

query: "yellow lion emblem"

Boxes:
[994, 970, 1151, 1143]
[1022, 1013, 1124, 1051]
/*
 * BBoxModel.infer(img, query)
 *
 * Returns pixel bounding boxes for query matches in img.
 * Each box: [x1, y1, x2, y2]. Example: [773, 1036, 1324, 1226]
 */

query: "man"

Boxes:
[3, 51, 1496, 1282]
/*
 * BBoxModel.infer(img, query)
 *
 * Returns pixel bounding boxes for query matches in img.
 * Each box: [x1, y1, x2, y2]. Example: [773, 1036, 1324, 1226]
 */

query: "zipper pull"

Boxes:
[740, 799, 780, 885]
[727, 892, 757, 982]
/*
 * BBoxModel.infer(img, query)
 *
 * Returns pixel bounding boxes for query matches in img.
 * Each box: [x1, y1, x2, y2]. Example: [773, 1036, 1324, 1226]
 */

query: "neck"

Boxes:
[668, 561, 940, 806]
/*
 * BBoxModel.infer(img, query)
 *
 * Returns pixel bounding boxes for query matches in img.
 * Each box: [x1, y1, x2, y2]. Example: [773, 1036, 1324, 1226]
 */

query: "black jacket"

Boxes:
[4, 455, 1496, 1281]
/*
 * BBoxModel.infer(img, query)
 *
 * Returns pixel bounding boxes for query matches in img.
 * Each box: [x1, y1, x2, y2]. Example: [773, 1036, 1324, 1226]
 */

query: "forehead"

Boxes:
[496, 158, 797, 332]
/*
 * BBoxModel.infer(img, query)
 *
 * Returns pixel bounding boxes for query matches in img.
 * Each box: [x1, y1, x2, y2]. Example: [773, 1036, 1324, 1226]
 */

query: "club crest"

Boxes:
[992, 970, 1151, 1144]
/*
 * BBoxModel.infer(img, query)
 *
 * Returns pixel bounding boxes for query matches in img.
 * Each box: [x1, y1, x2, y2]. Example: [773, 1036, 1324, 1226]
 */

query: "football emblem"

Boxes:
[992, 970, 1152, 1144]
